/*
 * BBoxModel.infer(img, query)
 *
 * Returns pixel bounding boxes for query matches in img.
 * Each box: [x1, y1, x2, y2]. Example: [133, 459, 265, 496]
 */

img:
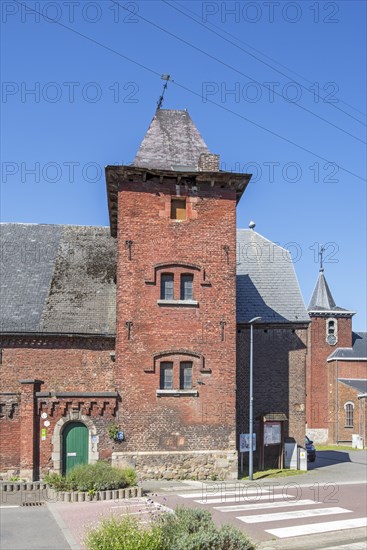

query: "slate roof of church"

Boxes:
[1, 224, 309, 334]
[327, 332, 367, 361]
[133, 109, 210, 170]
[236, 229, 309, 324]
[339, 378, 367, 394]
[0, 223, 116, 335]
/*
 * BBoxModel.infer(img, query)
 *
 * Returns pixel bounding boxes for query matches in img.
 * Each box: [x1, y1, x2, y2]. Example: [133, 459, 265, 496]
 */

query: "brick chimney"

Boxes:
[198, 153, 220, 172]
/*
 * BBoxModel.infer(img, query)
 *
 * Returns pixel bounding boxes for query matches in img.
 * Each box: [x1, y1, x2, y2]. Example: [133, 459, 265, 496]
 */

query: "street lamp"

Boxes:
[249, 316, 262, 481]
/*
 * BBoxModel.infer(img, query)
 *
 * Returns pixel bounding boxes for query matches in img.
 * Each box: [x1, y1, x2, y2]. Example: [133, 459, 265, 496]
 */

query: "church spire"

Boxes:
[308, 269, 337, 311]
[308, 245, 352, 314]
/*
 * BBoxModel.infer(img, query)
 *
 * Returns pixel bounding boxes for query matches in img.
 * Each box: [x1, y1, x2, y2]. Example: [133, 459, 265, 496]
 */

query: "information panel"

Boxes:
[240, 433, 256, 452]
[264, 422, 281, 445]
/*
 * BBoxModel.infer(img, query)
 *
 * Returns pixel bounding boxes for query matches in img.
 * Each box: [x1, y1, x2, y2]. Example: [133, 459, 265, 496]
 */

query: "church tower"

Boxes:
[105, 109, 251, 479]
[306, 254, 355, 443]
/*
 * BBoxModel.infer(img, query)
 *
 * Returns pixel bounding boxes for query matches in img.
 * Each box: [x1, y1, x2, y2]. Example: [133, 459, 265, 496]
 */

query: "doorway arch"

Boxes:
[51, 413, 99, 475]
[62, 422, 88, 475]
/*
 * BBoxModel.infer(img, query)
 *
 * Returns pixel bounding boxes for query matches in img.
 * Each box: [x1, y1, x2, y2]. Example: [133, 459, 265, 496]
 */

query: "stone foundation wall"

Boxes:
[112, 450, 238, 481]
[306, 428, 328, 444]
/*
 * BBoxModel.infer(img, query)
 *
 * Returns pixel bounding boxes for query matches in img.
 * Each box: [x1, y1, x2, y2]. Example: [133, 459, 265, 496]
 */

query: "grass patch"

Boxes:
[240, 468, 308, 480]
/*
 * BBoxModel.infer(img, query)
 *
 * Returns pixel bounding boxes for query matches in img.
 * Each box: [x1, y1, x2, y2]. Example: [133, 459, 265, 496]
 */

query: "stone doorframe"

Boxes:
[51, 412, 99, 474]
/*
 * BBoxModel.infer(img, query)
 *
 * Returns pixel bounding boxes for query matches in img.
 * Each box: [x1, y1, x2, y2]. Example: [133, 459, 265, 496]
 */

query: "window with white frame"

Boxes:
[160, 273, 174, 300]
[160, 362, 173, 389]
[180, 361, 193, 389]
[344, 402, 354, 427]
[180, 274, 193, 301]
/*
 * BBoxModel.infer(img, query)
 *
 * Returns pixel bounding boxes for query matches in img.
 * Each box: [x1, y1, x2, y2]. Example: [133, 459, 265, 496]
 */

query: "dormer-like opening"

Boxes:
[171, 198, 186, 220]
[326, 318, 338, 345]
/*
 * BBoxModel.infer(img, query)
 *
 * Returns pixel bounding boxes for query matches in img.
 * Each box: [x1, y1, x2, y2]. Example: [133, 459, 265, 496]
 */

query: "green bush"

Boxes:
[159, 508, 255, 550]
[44, 472, 70, 491]
[45, 462, 137, 492]
[121, 466, 137, 487]
[172, 524, 254, 550]
[159, 507, 213, 546]
[85, 506, 256, 550]
[85, 516, 164, 550]
[66, 462, 127, 491]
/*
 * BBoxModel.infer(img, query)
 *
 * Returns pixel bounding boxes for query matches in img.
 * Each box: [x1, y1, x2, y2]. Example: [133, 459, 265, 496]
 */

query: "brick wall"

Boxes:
[0, 336, 116, 476]
[307, 315, 353, 430]
[327, 359, 367, 443]
[237, 325, 308, 467]
[114, 177, 238, 476]
[0, 394, 20, 474]
[0, 336, 115, 393]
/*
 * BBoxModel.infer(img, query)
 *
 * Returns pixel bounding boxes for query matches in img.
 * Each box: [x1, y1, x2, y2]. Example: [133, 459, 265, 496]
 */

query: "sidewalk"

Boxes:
[142, 451, 367, 496]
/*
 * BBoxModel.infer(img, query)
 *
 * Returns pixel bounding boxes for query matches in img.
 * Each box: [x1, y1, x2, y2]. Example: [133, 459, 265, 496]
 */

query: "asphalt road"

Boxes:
[0, 506, 71, 550]
[1, 449, 366, 550]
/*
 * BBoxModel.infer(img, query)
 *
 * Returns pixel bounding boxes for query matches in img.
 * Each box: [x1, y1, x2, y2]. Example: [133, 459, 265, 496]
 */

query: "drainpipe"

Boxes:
[335, 360, 339, 444]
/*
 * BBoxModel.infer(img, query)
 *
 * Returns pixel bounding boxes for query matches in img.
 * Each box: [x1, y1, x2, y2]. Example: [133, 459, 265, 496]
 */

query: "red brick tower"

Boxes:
[105, 109, 251, 479]
[307, 259, 354, 443]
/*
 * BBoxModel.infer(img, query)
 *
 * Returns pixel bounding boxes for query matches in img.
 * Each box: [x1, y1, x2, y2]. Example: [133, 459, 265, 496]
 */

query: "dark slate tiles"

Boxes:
[133, 109, 210, 170]
[236, 229, 309, 324]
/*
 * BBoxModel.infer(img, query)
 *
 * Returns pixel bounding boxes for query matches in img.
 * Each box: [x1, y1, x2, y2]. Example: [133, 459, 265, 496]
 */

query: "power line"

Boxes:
[12, 0, 366, 183]
[172, 0, 367, 120]
[111, 0, 366, 145]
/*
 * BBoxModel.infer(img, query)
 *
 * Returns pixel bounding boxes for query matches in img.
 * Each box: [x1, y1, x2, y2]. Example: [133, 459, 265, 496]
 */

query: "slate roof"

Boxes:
[0, 223, 116, 335]
[339, 378, 367, 394]
[236, 230, 309, 324]
[308, 270, 353, 314]
[1, 224, 310, 334]
[328, 332, 367, 361]
[133, 109, 211, 170]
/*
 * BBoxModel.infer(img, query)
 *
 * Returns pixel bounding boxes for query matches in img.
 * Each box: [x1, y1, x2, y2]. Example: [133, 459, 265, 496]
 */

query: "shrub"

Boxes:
[85, 516, 164, 550]
[67, 462, 135, 491]
[121, 466, 137, 487]
[45, 462, 137, 492]
[172, 524, 254, 550]
[159, 507, 255, 550]
[85, 506, 255, 550]
[160, 506, 213, 545]
[44, 472, 70, 491]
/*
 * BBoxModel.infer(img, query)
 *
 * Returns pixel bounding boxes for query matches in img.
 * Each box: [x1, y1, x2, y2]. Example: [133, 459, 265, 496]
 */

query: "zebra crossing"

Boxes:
[176, 487, 367, 540]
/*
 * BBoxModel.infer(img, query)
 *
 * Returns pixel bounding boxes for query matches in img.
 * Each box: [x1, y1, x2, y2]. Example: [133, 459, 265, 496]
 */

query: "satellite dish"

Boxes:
[249, 221, 256, 229]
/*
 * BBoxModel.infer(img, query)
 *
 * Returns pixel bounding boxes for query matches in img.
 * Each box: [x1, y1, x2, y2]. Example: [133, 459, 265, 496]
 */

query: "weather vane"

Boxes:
[157, 74, 172, 110]
[319, 244, 325, 272]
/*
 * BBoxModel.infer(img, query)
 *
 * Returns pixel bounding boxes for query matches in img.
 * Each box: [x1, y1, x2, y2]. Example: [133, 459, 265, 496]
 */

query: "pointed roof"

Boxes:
[308, 270, 336, 310]
[133, 109, 210, 170]
[308, 269, 354, 315]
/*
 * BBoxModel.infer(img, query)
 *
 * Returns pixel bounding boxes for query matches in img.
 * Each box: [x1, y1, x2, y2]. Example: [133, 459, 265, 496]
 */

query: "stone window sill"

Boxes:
[156, 389, 198, 397]
[157, 300, 199, 307]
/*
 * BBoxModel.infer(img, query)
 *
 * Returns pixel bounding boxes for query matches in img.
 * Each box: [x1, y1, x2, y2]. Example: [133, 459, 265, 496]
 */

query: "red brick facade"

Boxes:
[0, 336, 117, 478]
[307, 314, 366, 444]
[112, 176, 239, 477]
[307, 316, 353, 430]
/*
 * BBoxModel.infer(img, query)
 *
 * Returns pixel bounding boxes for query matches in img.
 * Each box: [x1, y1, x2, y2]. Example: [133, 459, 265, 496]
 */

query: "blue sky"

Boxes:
[1, 0, 366, 330]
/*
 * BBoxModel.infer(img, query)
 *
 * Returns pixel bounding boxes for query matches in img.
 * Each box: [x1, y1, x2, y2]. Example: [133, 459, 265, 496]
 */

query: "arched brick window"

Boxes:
[344, 402, 354, 428]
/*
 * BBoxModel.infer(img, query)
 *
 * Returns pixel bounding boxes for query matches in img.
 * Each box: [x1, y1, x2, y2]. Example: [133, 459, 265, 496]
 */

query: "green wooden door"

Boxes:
[62, 422, 88, 475]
